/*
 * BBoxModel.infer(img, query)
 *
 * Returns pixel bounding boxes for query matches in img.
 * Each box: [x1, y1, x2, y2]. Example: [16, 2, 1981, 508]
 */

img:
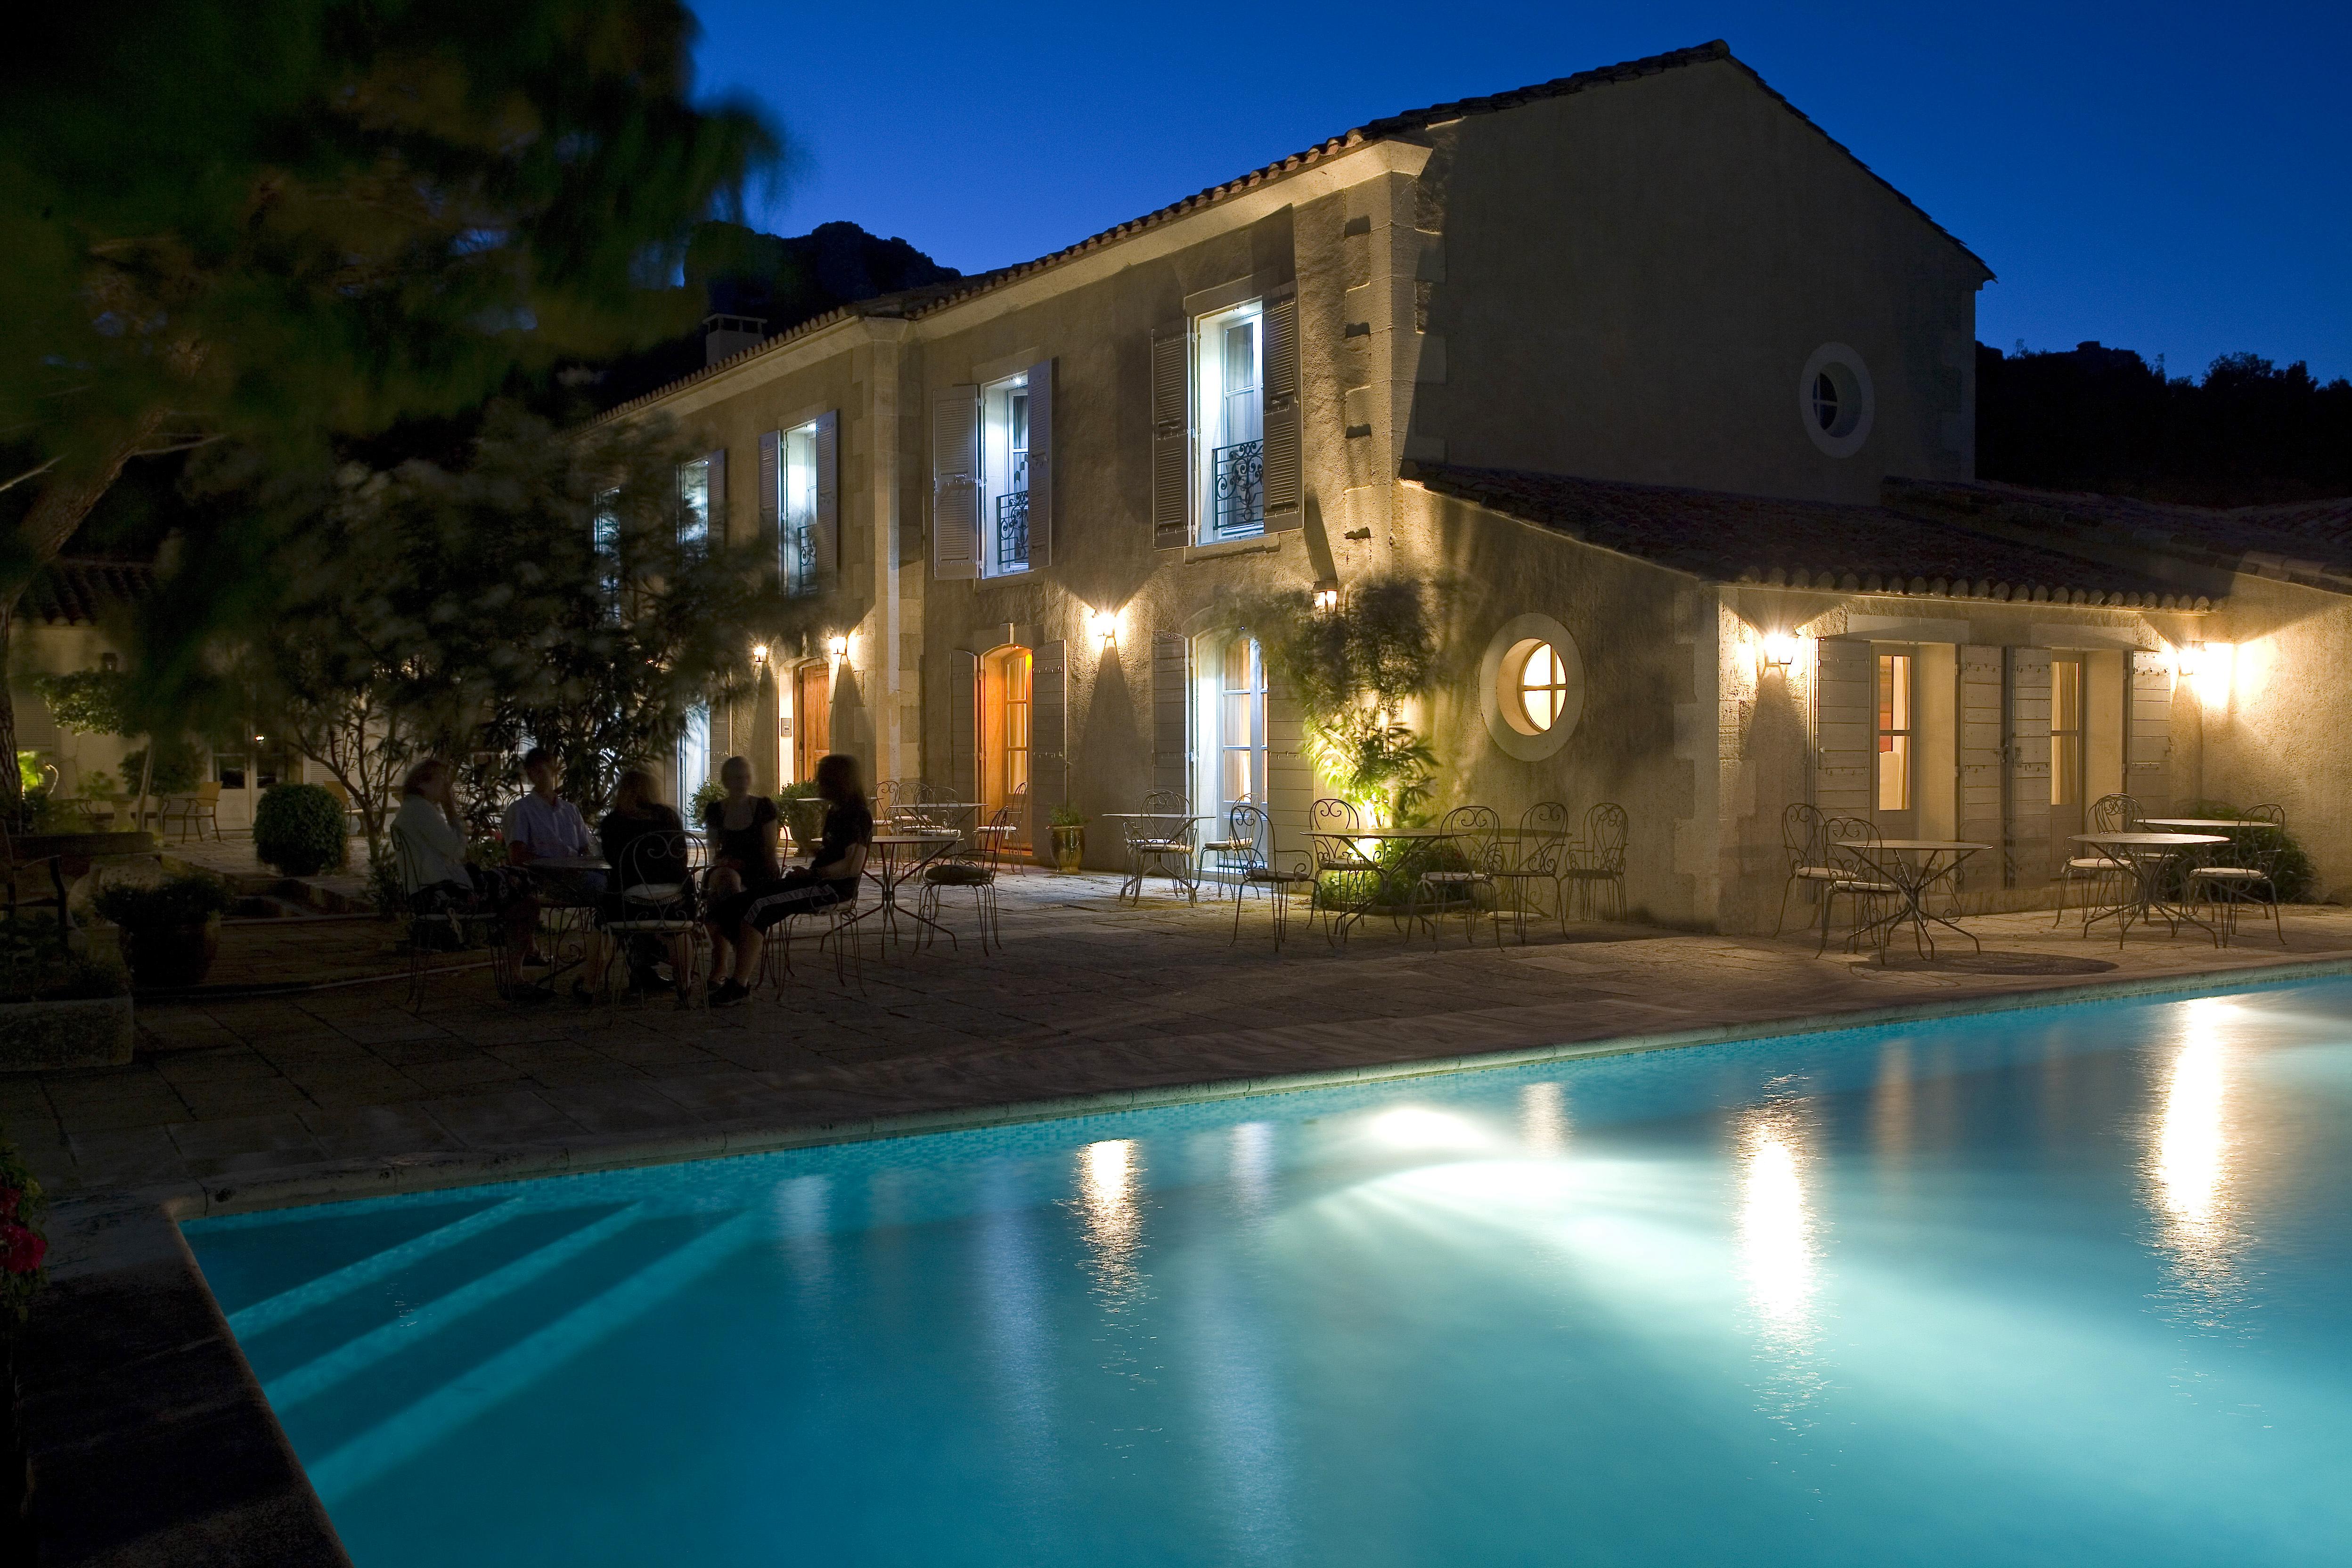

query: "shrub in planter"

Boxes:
[93, 872, 235, 989]
[1049, 804, 1087, 872]
[254, 782, 349, 875]
[775, 781, 824, 851]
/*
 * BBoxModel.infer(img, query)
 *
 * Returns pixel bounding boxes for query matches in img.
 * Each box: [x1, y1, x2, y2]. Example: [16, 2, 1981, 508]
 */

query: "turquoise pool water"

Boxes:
[189, 982, 2352, 1566]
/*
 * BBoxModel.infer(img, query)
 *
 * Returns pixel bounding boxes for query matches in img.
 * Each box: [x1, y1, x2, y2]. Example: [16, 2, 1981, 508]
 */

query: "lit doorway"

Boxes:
[1874, 647, 1917, 839]
[980, 645, 1032, 843]
[2050, 653, 2086, 845]
[1193, 632, 1266, 832]
[791, 661, 830, 784]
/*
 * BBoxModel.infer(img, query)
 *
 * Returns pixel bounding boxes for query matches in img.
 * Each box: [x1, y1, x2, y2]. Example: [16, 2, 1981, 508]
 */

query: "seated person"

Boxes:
[705, 752, 872, 1007]
[588, 766, 690, 998]
[503, 746, 606, 923]
[390, 759, 538, 994]
[697, 754, 778, 979]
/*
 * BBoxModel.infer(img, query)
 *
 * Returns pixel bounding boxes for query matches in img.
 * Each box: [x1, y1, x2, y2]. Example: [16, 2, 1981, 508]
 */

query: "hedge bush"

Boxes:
[254, 783, 348, 875]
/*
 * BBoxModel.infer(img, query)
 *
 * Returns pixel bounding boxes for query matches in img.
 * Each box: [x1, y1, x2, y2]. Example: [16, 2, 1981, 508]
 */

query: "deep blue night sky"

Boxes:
[691, 0, 2350, 380]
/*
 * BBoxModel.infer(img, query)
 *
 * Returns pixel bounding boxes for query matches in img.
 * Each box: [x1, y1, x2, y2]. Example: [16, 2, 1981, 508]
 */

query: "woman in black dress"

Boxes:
[698, 755, 780, 982]
[705, 752, 873, 1006]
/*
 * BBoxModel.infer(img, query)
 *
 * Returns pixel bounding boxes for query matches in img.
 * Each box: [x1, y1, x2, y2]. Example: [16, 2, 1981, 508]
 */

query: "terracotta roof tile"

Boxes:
[1404, 464, 2213, 610]
[24, 557, 154, 626]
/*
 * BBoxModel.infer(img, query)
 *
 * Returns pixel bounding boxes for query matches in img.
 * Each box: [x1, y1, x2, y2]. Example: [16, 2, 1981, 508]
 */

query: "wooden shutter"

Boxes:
[813, 411, 839, 583]
[757, 431, 782, 583]
[702, 448, 727, 546]
[2127, 650, 2173, 813]
[1261, 290, 1303, 532]
[2005, 648, 2053, 888]
[1152, 631, 1192, 797]
[1151, 323, 1192, 550]
[1265, 668, 1311, 858]
[948, 649, 980, 811]
[1025, 359, 1054, 571]
[1030, 639, 1068, 860]
[931, 384, 980, 580]
[1812, 638, 1873, 814]
[1958, 645, 2006, 890]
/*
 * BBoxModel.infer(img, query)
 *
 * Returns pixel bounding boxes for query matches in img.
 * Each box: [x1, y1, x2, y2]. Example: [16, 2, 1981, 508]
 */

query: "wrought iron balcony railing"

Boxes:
[786, 523, 818, 596]
[996, 490, 1030, 572]
[1213, 438, 1264, 536]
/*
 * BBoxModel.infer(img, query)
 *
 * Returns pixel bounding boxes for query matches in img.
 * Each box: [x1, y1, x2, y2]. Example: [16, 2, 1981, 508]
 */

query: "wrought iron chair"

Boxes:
[1489, 803, 1573, 942]
[1198, 798, 1260, 901]
[391, 828, 513, 1012]
[1560, 803, 1631, 922]
[919, 804, 1016, 954]
[759, 841, 873, 993]
[2189, 803, 2288, 947]
[1774, 803, 1843, 937]
[1120, 789, 1200, 903]
[1412, 805, 1503, 946]
[1815, 815, 1898, 956]
[2052, 792, 2139, 927]
[599, 831, 704, 1009]
[1222, 802, 1316, 947]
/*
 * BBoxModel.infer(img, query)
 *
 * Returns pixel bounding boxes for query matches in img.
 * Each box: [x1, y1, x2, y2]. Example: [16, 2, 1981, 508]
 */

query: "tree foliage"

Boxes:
[0, 0, 778, 802]
[1978, 343, 2352, 506]
[1230, 575, 1442, 825]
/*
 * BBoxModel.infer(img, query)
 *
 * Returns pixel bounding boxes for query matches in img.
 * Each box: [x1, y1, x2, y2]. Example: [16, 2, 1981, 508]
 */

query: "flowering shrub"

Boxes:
[0, 1137, 48, 1324]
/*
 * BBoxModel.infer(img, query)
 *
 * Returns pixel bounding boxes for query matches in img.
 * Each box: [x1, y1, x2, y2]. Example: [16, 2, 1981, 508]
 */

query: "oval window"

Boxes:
[1499, 638, 1570, 737]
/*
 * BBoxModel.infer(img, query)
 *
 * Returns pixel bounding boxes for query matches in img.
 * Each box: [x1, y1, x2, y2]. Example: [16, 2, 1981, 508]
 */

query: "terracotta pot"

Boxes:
[1051, 824, 1084, 873]
[117, 917, 221, 990]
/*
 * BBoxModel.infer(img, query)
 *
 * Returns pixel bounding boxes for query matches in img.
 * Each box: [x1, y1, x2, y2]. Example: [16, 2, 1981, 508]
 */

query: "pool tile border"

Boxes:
[23, 952, 2352, 1566]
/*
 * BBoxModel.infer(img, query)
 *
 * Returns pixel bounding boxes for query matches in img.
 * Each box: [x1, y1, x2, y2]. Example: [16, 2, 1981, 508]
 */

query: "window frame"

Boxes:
[678, 458, 712, 558]
[778, 420, 820, 597]
[1192, 299, 1266, 543]
[979, 373, 1033, 577]
[1876, 649, 1915, 814]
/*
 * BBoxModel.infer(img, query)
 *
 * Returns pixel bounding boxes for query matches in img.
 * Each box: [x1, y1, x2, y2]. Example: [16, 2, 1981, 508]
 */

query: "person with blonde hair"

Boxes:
[704, 752, 872, 1006]
[389, 758, 539, 997]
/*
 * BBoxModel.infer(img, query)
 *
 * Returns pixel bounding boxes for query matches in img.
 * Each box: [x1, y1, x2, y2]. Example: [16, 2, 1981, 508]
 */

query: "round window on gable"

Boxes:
[1480, 615, 1585, 760]
[1798, 343, 1875, 458]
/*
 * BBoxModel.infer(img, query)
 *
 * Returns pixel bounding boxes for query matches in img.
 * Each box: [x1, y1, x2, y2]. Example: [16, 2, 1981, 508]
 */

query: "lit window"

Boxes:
[980, 374, 1031, 574]
[1217, 636, 1267, 814]
[1877, 652, 1911, 811]
[1195, 301, 1264, 540]
[678, 458, 711, 556]
[592, 490, 621, 614]
[779, 421, 818, 595]
[676, 703, 711, 803]
[2051, 658, 2083, 806]
[1497, 638, 1571, 737]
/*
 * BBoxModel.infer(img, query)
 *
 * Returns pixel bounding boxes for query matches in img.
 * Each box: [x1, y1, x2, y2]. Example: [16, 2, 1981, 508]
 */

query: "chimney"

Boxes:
[703, 314, 766, 367]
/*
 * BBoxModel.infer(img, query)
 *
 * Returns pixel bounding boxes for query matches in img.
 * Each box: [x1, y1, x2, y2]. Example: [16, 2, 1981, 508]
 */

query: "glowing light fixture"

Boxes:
[1312, 582, 1340, 613]
[1087, 607, 1119, 645]
[1762, 631, 1801, 670]
[825, 633, 849, 660]
[750, 642, 769, 668]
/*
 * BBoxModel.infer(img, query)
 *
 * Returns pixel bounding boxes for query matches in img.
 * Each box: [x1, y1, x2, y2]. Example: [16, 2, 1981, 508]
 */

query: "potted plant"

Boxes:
[775, 781, 825, 853]
[1049, 804, 1087, 872]
[92, 871, 235, 989]
[0, 919, 132, 1070]
[253, 782, 350, 875]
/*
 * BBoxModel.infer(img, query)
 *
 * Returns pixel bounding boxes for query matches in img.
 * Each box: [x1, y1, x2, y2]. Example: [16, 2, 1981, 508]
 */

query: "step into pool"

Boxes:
[188, 983, 2352, 1566]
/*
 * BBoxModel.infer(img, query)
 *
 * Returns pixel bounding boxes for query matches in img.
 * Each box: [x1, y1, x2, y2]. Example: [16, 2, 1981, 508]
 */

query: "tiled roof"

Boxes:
[24, 557, 154, 626]
[1403, 463, 2215, 610]
[602, 41, 1986, 422]
[1884, 479, 2352, 594]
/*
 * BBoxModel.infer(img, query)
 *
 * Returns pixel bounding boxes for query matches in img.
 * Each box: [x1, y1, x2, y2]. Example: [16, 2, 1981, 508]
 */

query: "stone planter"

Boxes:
[1051, 824, 1085, 873]
[0, 995, 134, 1072]
[779, 798, 827, 854]
[116, 917, 222, 990]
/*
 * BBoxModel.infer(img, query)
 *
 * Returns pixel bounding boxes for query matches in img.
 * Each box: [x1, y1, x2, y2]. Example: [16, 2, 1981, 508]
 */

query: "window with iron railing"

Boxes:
[981, 375, 1031, 574]
[1195, 302, 1264, 539]
[780, 420, 819, 596]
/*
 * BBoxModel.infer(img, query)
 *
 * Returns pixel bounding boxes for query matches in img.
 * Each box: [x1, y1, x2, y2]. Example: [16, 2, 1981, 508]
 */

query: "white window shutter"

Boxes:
[1261, 290, 1303, 531]
[1026, 359, 1054, 570]
[2127, 650, 2172, 813]
[1030, 639, 1068, 860]
[1150, 323, 1191, 550]
[1812, 638, 1872, 815]
[1152, 630, 1192, 797]
[813, 411, 839, 582]
[757, 431, 782, 583]
[1958, 645, 2005, 890]
[2005, 647, 2054, 888]
[931, 384, 980, 580]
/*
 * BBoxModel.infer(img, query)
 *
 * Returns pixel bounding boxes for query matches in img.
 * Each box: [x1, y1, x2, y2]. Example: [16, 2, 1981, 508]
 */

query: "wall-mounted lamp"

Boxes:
[2172, 640, 2205, 680]
[1761, 631, 1801, 670]
[1312, 582, 1340, 613]
[751, 642, 770, 670]
[1088, 607, 1119, 645]
[825, 633, 849, 661]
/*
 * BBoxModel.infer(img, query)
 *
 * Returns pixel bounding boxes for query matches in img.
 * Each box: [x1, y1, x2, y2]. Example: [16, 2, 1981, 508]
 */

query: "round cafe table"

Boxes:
[2068, 832, 2229, 944]
[1313, 826, 1452, 942]
[2137, 818, 2277, 833]
[839, 831, 963, 947]
[1831, 840, 1992, 962]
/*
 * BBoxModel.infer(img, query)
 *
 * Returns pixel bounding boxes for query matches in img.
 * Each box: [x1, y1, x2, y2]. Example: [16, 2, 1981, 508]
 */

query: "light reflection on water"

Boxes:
[1519, 1081, 1568, 1154]
[1737, 1103, 1826, 1424]
[2145, 998, 2253, 1331]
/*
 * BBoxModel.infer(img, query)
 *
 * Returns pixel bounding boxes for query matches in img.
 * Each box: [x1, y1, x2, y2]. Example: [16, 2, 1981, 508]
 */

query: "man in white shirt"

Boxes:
[502, 749, 606, 967]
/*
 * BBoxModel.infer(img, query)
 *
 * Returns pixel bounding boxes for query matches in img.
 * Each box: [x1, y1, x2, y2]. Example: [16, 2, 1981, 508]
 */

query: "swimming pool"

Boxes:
[189, 982, 2352, 1566]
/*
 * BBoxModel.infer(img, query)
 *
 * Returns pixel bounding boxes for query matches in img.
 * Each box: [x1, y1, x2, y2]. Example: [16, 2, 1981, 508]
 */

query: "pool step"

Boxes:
[263, 1203, 651, 1409]
[300, 1212, 760, 1504]
[227, 1199, 530, 1338]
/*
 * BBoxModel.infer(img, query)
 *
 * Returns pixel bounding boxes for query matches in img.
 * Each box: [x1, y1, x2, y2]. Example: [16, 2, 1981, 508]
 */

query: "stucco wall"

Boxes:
[1410, 57, 1988, 504]
[2197, 577, 2352, 899]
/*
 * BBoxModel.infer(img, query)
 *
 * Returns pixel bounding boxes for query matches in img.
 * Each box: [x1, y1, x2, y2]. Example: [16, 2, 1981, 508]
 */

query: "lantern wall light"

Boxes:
[826, 633, 849, 661]
[1762, 631, 1802, 670]
[1088, 607, 1119, 645]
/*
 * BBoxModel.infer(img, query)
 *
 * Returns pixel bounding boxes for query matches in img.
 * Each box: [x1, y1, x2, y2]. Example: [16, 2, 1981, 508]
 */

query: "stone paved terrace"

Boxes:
[13, 866, 2352, 1203]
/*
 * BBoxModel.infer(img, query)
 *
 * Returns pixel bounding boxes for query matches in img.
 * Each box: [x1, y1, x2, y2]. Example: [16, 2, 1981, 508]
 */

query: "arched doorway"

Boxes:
[980, 644, 1032, 844]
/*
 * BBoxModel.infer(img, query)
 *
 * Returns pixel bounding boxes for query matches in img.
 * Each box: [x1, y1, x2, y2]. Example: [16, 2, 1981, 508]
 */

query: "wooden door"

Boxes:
[793, 661, 830, 783]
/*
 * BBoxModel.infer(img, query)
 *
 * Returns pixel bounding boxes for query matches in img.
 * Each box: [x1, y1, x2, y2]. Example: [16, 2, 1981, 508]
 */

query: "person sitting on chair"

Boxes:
[502, 746, 604, 962]
[698, 755, 780, 979]
[586, 766, 691, 1000]
[390, 759, 538, 995]
[705, 752, 872, 1007]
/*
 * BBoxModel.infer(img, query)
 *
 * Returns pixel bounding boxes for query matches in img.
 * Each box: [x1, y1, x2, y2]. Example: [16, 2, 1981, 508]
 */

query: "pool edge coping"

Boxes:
[24, 949, 2352, 1567]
